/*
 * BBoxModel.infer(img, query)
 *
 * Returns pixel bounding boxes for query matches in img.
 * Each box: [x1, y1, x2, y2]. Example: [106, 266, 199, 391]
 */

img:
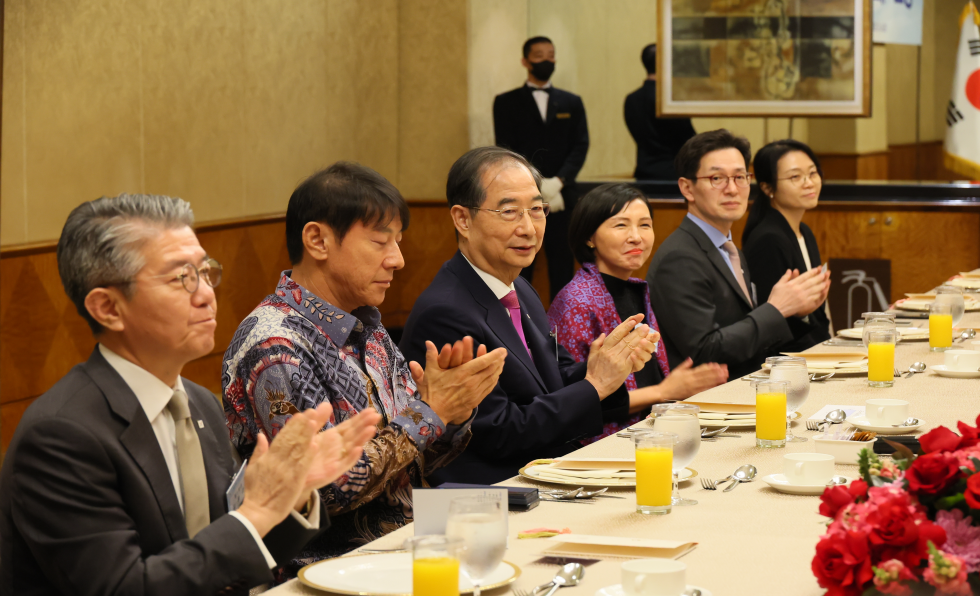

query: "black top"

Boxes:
[624, 80, 697, 180]
[600, 273, 664, 389]
[741, 208, 832, 352]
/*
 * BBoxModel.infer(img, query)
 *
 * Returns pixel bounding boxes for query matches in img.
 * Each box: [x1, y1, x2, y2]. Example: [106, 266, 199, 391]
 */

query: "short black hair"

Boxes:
[285, 162, 409, 264]
[568, 183, 651, 265]
[641, 44, 657, 74]
[674, 129, 752, 181]
[523, 36, 553, 58]
[743, 139, 823, 242]
[446, 146, 541, 211]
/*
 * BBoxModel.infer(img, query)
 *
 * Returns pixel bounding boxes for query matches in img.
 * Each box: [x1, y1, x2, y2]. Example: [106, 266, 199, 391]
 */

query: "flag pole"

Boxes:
[915, 44, 922, 181]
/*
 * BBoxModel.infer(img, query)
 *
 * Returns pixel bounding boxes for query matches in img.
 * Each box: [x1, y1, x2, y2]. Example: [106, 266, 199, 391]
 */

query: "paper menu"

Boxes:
[542, 534, 697, 560]
[412, 487, 508, 536]
[807, 404, 866, 421]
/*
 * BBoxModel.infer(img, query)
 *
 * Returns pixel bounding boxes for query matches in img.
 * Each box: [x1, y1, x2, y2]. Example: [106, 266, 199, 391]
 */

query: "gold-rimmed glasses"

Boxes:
[778, 171, 821, 186]
[693, 173, 753, 189]
[473, 203, 550, 222]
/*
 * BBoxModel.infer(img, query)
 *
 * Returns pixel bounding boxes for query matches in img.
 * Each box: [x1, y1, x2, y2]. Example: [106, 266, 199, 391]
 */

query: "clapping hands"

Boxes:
[585, 314, 660, 398]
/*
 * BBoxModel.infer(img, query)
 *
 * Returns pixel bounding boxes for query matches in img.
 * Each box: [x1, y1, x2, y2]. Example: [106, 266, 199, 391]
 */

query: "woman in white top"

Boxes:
[742, 139, 831, 351]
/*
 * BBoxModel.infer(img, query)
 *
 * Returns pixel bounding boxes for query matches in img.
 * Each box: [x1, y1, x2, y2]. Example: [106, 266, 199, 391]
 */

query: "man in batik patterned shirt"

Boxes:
[222, 162, 506, 575]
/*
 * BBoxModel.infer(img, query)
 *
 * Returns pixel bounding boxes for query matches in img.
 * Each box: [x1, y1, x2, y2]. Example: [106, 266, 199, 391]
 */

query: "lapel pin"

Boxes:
[198, 420, 204, 429]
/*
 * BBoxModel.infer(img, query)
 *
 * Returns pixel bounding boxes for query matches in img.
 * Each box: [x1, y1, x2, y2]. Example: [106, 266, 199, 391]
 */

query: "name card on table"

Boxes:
[542, 534, 697, 560]
[412, 487, 508, 536]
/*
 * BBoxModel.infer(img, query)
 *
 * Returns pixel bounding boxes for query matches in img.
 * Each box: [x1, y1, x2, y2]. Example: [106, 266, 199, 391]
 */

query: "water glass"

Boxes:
[650, 403, 700, 506]
[408, 535, 462, 596]
[929, 302, 954, 352]
[935, 285, 966, 327]
[754, 380, 788, 448]
[868, 328, 898, 387]
[767, 356, 809, 443]
[858, 312, 897, 348]
[633, 430, 677, 515]
[445, 497, 506, 596]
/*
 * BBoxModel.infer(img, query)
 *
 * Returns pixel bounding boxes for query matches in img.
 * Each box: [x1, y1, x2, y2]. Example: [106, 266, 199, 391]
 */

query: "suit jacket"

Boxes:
[0, 348, 323, 596]
[493, 85, 589, 206]
[399, 252, 629, 484]
[646, 217, 793, 380]
[624, 80, 696, 180]
[741, 208, 832, 351]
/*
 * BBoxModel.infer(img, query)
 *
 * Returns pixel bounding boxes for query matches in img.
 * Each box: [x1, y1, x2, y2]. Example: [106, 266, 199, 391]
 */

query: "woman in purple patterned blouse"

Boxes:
[548, 183, 728, 444]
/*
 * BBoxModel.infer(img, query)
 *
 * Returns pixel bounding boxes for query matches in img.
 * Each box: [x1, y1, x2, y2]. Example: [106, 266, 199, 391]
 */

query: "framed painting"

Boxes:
[657, 0, 872, 117]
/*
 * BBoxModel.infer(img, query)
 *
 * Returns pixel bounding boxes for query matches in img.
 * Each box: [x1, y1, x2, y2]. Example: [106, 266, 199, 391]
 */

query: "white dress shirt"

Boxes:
[98, 345, 319, 570]
[462, 254, 517, 317]
[797, 235, 813, 270]
[526, 81, 552, 122]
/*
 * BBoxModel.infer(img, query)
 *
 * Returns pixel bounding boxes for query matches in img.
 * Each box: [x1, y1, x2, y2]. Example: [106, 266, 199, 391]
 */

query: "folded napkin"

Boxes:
[532, 468, 635, 482]
[542, 534, 697, 560]
[684, 401, 754, 414]
[698, 412, 756, 420]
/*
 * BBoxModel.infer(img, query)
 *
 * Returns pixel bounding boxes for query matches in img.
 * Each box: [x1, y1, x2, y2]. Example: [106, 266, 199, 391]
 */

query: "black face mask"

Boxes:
[529, 60, 555, 81]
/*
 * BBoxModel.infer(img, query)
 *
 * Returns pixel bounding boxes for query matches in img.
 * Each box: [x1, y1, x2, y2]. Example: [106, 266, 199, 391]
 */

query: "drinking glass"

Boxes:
[868, 328, 898, 388]
[650, 403, 700, 506]
[408, 535, 461, 596]
[753, 380, 788, 448]
[929, 302, 953, 352]
[633, 430, 677, 515]
[767, 356, 809, 442]
[858, 312, 897, 348]
[445, 497, 507, 596]
[935, 285, 966, 327]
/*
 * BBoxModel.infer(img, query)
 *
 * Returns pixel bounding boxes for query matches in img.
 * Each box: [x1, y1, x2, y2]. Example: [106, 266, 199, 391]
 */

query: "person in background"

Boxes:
[493, 35, 589, 299]
[624, 44, 696, 181]
[223, 163, 506, 569]
[645, 129, 831, 380]
[548, 183, 728, 444]
[742, 140, 832, 351]
[0, 194, 379, 595]
[400, 147, 659, 485]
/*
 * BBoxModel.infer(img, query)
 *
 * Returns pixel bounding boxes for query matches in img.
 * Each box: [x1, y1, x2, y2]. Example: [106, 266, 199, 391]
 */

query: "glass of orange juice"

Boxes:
[753, 380, 788, 448]
[867, 328, 898, 388]
[408, 535, 462, 596]
[633, 430, 677, 515]
[929, 302, 953, 352]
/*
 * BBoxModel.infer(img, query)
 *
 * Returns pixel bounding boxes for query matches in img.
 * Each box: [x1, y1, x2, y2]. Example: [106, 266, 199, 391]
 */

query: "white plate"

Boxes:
[697, 411, 801, 428]
[930, 365, 980, 379]
[762, 473, 850, 496]
[893, 298, 980, 312]
[596, 585, 713, 596]
[837, 327, 929, 341]
[519, 461, 697, 487]
[948, 278, 980, 290]
[847, 415, 925, 434]
[297, 552, 519, 595]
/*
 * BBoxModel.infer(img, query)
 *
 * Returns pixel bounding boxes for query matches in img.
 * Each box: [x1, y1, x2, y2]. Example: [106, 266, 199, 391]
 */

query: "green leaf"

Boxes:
[935, 493, 966, 509]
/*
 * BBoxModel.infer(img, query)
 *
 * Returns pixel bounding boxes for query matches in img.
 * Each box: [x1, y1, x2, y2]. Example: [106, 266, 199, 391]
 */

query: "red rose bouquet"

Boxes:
[813, 413, 980, 596]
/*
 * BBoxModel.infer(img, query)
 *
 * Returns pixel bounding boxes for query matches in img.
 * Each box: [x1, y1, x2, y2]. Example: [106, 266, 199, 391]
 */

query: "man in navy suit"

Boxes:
[493, 36, 589, 299]
[400, 147, 659, 484]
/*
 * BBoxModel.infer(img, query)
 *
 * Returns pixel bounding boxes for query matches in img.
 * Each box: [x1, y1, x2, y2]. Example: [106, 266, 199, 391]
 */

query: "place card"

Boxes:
[541, 534, 697, 560]
[412, 487, 508, 536]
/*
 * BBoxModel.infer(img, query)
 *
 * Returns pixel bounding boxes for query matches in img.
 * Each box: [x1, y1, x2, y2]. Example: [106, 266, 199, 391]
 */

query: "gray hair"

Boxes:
[57, 193, 195, 334]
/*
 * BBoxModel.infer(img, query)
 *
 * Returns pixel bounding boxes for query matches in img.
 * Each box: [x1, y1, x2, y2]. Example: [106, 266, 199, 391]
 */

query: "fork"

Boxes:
[806, 419, 824, 431]
[700, 475, 732, 490]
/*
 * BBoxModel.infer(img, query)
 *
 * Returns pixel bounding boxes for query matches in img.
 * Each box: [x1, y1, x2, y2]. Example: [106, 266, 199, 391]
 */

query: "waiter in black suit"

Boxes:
[645, 130, 830, 380]
[624, 44, 697, 180]
[400, 147, 659, 484]
[0, 194, 379, 595]
[493, 36, 589, 299]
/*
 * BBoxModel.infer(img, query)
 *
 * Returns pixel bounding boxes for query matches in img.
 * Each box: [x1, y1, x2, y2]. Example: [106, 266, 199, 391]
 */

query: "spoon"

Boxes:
[810, 372, 835, 382]
[956, 329, 977, 343]
[683, 589, 702, 596]
[701, 426, 730, 438]
[818, 409, 848, 431]
[891, 417, 921, 428]
[825, 475, 849, 487]
[541, 488, 583, 501]
[904, 362, 927, 378]
[723, 464, 758, 492]
[540, 562, 585, 596]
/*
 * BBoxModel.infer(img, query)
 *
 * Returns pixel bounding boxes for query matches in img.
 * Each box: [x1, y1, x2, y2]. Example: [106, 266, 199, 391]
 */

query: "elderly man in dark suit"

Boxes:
[645, 130, 831, 380]
[493, 36, 589, 299]
[400, 147, 659, 485]
[0, 194, 379, 595]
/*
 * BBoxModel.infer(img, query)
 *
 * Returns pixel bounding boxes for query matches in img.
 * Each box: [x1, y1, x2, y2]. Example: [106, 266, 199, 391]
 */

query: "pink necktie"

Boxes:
[721, 241, 752, 304]
[500, 290, 532, 358]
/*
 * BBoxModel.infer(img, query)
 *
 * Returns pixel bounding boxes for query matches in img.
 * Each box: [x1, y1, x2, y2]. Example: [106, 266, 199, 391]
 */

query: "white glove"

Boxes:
[539, 177, 565, 212]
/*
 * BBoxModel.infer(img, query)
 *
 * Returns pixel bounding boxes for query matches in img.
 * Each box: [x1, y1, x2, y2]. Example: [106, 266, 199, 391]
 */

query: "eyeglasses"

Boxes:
[778, 171, 821, 186]
[694, 173, 753, 189]
[473, 204, 550, 222]
[174, 258, 223, 294]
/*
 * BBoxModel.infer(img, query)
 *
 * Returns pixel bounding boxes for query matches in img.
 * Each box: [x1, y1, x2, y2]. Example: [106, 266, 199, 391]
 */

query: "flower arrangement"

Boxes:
[812, 413, 980, 596]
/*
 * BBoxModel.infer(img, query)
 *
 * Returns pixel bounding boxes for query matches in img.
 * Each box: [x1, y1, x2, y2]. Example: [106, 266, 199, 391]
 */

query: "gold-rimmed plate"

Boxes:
[297, 552, 520, 595]
[518, 459, 697, 487]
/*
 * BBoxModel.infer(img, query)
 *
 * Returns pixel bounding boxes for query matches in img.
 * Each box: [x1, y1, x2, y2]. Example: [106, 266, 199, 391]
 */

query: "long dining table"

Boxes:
[270, 278, 980, 596]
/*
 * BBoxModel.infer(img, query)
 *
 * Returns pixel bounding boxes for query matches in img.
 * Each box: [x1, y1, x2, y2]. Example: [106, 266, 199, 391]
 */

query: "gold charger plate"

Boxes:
[518, 459, 697, 487]
[297, 552, 520, 595]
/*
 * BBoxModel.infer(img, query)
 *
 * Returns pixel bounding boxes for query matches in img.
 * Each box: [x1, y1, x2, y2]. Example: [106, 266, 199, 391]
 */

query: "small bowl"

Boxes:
[814, 437, 878, 465]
